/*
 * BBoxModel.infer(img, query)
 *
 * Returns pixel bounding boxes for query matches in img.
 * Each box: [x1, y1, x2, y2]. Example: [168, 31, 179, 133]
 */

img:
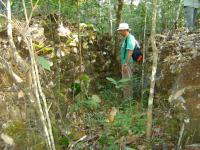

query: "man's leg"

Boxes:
[122, 63, 134, 99]
[184, 6, 195, 31]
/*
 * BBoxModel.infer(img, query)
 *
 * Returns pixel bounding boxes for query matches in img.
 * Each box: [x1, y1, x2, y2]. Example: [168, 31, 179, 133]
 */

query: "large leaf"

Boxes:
[125, 147, 136, 150]
[36, 56, 53, 71]
[106, 77, 117, 85]
[118, 78, 131, 84]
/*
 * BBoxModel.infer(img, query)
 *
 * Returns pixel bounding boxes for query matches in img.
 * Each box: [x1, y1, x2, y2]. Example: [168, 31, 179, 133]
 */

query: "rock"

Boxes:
[157, 30, 200, 145]
[18, 90, 25, 99]
[57, 23, 71, 37]
[72, 47, 78, 54]
[29, 23, 45, 43]
[1, 133, 15, 146]
[56, 49, 65, 57]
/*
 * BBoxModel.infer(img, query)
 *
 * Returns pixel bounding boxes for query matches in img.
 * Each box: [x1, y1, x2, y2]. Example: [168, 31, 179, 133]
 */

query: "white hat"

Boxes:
[117, 23, 131, 31]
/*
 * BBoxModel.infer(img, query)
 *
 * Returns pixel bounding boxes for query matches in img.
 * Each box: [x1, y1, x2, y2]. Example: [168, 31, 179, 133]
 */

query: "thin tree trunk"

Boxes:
[114, 0, 123, 64]
[141, 0, 147, 102]
[108, 0, 113, 36]
[146, 0, 158, 140]
[6, 0, 29, 72]
[77, 0, 82, 75]
[173, 0, 183, 29]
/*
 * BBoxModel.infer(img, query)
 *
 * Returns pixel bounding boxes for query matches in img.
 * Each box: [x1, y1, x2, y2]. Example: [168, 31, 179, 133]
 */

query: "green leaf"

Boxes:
[125, 146, 136, 150]
[36, 56, 53, 71]
[106, 77, 117, 85]
[80, 74, 90, 83]
[118, 78, 131, 84]
[59, 137, 69, 146]
[116, 84, 124, 89]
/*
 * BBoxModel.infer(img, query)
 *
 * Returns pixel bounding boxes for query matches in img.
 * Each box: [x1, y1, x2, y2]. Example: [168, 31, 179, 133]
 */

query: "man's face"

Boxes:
[119, 30, 128, 37]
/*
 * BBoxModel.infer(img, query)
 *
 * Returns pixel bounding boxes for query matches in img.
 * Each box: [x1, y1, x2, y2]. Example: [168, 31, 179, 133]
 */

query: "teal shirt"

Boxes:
[120, 34, 136, 64]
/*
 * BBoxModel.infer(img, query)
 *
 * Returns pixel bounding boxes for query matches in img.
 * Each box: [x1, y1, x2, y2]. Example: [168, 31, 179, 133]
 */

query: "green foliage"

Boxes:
[70, 74, 91, 97]
[106, 77, 131, 90]
[33, 43, 54, 54]
[71, 81, 81, 96]
[36, 56, 53, 71]
[96, 103, 146, 148]
[112, 112, 133, 134]
[111, 107, 146, 135]
[83, 94, 101, 110]
[100, 83, 118, 105]
[58, 137, 69, 147]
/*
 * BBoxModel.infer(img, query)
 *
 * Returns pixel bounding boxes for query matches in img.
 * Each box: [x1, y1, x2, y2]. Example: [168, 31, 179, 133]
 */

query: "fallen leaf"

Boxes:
[107, 107, 117, 123]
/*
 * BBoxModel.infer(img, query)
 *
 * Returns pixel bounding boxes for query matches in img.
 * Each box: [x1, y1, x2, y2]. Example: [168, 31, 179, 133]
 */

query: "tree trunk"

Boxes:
[6, 0, 29, 72]
[146, 0, 158, 140]
[174, 0, 183, 29]
[141, 0, 147, 102]
[114, 0, 123, 64]
[108, 0, 113, 36]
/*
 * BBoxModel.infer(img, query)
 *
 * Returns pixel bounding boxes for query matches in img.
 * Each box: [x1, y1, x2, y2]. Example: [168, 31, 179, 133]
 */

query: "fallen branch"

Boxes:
[68, 134, 99, 150]
[69, 135, 87, 150]
[177, 123, 185, 150]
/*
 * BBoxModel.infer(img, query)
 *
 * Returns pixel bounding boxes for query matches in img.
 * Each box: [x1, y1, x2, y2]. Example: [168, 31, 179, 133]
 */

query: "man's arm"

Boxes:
[125, 50, 133, 65]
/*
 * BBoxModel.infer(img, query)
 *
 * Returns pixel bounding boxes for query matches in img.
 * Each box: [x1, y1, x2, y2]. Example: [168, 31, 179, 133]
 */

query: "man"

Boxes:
[117, 23, 137, 99]
[184, 0, 200, 31]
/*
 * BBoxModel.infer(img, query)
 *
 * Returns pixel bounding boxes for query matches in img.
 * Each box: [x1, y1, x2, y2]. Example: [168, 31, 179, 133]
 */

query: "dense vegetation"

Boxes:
[0, 0, 200, 149]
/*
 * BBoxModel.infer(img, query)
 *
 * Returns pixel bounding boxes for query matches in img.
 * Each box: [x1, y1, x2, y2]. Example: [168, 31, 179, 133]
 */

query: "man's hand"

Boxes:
[123, 64, 129, 74]
[126, 50, 133, 65]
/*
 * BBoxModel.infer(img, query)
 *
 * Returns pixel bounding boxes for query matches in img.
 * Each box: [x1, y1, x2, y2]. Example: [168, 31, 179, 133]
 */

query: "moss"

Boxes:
[3, 120, 46, 149]
[33, 43, 54, 54]
[165, 118, 179, 137]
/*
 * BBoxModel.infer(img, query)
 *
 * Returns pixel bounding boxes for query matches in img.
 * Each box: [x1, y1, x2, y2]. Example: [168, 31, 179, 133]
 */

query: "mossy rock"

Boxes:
[3, 120, 46, 149]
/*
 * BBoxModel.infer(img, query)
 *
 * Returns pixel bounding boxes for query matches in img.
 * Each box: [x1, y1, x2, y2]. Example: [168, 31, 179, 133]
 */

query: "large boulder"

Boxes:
[156, 30, 200, 145]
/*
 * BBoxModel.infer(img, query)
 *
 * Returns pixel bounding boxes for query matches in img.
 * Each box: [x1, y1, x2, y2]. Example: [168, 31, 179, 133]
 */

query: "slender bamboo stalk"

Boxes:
[21, 0, 55, 149]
